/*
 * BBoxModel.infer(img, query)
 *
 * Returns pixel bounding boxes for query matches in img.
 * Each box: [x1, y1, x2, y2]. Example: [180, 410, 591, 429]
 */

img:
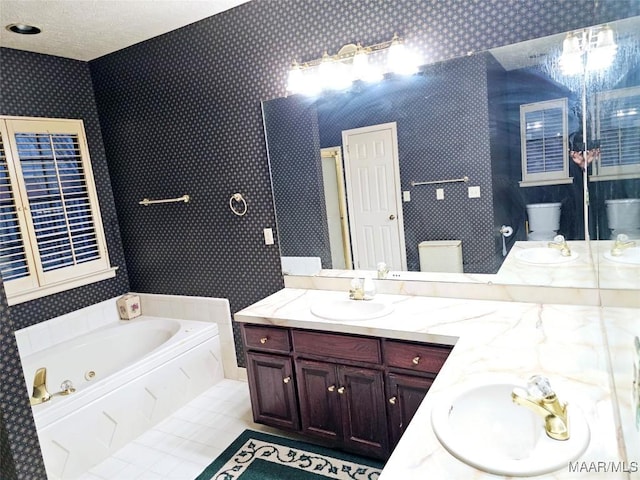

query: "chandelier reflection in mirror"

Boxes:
[560, 24, 617, 75]
[287, 34, 421, 96]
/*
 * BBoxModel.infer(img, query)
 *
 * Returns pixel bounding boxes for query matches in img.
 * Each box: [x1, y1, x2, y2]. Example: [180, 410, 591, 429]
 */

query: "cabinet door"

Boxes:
[295, 359, 342, 443]
[386, 373, 433, 449]
[246, 352, 299, 430]
[338, 366, 389, 459]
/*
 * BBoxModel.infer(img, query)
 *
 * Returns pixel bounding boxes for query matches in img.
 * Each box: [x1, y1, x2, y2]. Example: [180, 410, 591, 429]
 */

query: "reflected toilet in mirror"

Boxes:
[605, 199, 640, 240]
[526, 203, 562, 241]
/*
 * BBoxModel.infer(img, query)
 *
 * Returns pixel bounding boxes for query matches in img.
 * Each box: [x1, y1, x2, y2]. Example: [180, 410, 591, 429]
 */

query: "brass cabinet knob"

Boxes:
[283, 376, 291, 384]
[327, 385, 336, 392]
[260, 337, 268, 344]
[337, 386, 345, 394]
[389, 214, 396, 220]
[412, 356, 421, 365]
[389, 396, 397, 405]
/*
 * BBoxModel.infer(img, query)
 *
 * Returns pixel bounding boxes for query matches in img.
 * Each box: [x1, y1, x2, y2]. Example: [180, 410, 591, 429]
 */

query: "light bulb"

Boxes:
[286, 61, 304, 93]
[387, 34, 420, 76]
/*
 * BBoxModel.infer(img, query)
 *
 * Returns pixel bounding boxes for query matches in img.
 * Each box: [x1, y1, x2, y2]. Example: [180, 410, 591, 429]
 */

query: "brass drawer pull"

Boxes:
[337, 386, 345, 394]
[260, 337, 268, 344]
[283, 376, 291, 384]
[327, 385, 336, 392]
[412, 356, 421, 365]
[389, 396, 397, 405]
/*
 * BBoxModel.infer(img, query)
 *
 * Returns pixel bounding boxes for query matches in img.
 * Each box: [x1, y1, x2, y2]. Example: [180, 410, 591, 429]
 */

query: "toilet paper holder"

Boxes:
[500, 225, 514, 256]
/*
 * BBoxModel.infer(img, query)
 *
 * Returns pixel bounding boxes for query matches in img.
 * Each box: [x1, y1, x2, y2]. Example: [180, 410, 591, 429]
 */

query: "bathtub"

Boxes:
[20, 315, 223, 479]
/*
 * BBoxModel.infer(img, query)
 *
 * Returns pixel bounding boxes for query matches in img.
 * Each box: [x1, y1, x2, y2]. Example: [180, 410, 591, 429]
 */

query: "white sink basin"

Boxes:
[431, 383, 590, 477]
[603, 246, 640, 265]
[515, 248, 579, 265]
[310, 299, 394, 321]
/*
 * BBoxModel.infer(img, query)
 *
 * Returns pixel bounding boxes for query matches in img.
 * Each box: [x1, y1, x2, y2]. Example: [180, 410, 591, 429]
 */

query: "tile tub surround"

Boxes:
[234, 288, 636, 480]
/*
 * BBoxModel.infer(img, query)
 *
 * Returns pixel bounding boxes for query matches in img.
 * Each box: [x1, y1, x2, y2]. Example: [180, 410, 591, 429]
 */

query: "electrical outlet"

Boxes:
[436, 188, 444, 200]
[403, 190, 411, 202]
[263, 228, 274, 245]
[468, 186, 481, 198]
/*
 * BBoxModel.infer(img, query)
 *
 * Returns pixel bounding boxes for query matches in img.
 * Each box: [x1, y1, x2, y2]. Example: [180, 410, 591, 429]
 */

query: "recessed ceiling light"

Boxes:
[6, 23, 42, 35]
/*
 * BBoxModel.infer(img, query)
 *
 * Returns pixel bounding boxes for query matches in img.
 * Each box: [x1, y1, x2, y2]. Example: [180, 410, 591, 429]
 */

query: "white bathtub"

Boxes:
[20, 315, 224, 479]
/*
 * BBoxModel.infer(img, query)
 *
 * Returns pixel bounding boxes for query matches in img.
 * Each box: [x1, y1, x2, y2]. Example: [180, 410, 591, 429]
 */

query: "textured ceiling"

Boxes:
[0, 0, 251, 61]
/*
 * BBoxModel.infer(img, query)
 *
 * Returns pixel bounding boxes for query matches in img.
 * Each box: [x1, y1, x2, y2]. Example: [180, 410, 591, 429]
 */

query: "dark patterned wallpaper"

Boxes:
[0, 49, 129, 479]
[91, 0, 636, 368]
[1, 0, 638, 477]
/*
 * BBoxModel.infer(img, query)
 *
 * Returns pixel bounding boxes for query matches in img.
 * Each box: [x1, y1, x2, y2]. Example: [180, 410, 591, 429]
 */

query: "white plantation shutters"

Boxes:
[593, 86, 640, 180]
[0, 117, 114, 305]
[519, 98, 571, 187]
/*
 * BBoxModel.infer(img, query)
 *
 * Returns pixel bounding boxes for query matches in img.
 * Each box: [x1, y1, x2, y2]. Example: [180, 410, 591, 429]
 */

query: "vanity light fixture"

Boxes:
[286, 34, 420, 95]
[560, 25, 617, 75]
[5, 23, 42, 35]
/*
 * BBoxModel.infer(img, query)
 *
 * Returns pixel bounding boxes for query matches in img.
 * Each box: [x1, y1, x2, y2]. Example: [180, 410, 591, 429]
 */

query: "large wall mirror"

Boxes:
[263, 15, 639, 290]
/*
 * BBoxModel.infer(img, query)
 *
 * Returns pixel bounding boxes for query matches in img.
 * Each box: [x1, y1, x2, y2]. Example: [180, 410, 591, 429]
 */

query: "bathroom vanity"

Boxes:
[242, 322, 451, 459]
[235, 288, 638, 479]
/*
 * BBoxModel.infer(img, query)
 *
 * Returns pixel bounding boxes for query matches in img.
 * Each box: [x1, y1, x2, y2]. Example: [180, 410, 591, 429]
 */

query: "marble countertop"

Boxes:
[495, 240, 598, 289]
[235, 288, 639, 479]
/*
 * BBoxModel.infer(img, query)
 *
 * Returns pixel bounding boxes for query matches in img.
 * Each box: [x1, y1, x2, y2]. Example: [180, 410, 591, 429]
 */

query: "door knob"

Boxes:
[389, 214, 396, 220]
[283, 376, 291, 384]
[327, 385, 336, 392]
[337, 386, 345, 394]
[389, 396, 397, 405]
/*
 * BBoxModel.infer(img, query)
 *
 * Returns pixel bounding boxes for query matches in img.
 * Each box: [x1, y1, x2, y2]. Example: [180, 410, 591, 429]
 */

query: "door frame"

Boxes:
[320, 147, 352, 270]
[341, 122, 407, 271]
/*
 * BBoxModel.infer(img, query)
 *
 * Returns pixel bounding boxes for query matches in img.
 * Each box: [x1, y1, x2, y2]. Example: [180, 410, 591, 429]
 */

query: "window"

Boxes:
[591, 86, 640, 181]
[0, 117, 116, 305]
[519, 98, 572, 187]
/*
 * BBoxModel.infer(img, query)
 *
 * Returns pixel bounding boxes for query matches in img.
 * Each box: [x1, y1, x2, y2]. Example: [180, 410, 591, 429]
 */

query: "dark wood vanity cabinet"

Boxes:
[296, 359, 389, 459]
[385, 373, 433, 448]
[243, 325, 299, 431]
[241, 323, 452, 460]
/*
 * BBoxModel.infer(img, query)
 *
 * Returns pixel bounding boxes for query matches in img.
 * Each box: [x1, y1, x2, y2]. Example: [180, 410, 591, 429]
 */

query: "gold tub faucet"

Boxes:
[511, 375, 569, 441]
[30, 367, 52, 406]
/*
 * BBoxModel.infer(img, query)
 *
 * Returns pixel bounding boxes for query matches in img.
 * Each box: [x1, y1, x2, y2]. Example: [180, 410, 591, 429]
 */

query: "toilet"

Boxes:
[526, 203, 562, 241]
[605, 198, 640, 240]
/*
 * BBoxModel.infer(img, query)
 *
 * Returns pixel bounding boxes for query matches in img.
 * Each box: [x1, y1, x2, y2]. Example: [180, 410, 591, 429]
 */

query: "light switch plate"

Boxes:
[436, 188, 444, 200]
[468, 186, 481, 198]
[403, 190, 411, 202]
[263, 228, 274, 245]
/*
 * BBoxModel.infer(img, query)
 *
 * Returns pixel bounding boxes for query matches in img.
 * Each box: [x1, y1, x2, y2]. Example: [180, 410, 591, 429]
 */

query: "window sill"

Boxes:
[589, 172, 640, 182]
[6, 266, 119, 306]
[519, 177, 574, 188]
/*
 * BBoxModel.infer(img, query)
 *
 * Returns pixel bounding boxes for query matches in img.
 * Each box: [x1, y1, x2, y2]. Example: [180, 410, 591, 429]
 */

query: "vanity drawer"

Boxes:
[243, 325, 291, 353]
[384, 341, 451, 374]
[292, 330, 382, 364]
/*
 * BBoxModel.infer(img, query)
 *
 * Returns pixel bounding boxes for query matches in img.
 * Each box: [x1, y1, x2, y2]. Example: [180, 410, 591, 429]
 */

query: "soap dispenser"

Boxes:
[363, 276, 376, 300]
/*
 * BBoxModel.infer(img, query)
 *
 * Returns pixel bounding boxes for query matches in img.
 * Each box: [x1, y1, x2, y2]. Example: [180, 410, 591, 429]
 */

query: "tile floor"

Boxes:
[78, 379, 279, 480]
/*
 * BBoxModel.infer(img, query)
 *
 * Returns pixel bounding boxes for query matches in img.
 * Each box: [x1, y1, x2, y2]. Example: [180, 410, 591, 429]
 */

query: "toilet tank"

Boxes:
[418, 240, 463, 273]
[605, 199, 640, 230]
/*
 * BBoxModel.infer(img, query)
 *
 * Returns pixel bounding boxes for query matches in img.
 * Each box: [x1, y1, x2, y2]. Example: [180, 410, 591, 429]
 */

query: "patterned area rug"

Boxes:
[195, 429, 384, 480]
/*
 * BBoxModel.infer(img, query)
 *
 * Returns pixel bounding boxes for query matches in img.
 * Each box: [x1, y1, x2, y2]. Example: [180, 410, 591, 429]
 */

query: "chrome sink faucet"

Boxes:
[548, 235, 571, 257]
[610, 233, 636, 256]
[511, 375, 569, 441]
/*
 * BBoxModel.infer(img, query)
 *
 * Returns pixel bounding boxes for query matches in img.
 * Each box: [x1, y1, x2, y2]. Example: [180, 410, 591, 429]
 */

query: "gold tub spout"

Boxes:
[511, 375, 569, 441]
[30, 367, 52, 406]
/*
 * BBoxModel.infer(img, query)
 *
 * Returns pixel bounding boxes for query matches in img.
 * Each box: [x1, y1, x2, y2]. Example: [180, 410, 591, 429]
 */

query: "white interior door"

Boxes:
[342, 123, 406, 271]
